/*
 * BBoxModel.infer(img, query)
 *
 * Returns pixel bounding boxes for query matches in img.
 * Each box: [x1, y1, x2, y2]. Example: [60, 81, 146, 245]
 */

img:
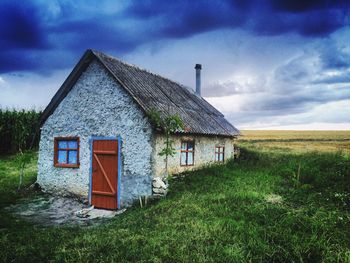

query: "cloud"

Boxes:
[204, 76, 267, 97]
[0, 0, 52, 73]
[0, 0, 49, 50]
[319, 42, 350, 70]
[313, 73, 350, 84]
[1, 0, 349, 74]
[204, 26, 350, 129]
[126, 0, 350, 38]
[0, 0, 349, 129]
[270, 0, 350, 13]
[49, 18, 142, 53]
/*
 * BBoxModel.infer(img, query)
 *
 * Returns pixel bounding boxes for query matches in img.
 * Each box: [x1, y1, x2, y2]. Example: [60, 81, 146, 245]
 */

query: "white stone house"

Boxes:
[37, 49, 239, 209]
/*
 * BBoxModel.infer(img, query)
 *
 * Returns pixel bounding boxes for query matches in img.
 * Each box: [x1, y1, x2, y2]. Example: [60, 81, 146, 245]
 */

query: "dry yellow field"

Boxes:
[239, 130, 350, 153]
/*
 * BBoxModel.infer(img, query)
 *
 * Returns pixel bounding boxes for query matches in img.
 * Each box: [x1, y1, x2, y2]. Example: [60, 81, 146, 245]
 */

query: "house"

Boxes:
[37, 49, 240, 209]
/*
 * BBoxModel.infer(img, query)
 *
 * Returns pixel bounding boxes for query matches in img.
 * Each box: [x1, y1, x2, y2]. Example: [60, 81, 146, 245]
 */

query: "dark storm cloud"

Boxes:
[0, 0, 349, 74]
[126, 1, 246, 38]
[0, 0, 48, 50]
[49, 18, 142, 53]
[0, 0, 50, 73]
[126, 0, 350, 38]
[270, 0, 349, 13]
[0, 51, 40, 72]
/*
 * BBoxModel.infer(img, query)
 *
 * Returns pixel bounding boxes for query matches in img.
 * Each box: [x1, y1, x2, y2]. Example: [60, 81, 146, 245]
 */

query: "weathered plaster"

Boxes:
[37, 60, 153, 207]
[152, 134, 235, 177]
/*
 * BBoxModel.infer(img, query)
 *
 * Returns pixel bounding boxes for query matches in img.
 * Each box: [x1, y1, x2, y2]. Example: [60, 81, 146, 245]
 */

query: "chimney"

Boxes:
[195, 64, 202, 96]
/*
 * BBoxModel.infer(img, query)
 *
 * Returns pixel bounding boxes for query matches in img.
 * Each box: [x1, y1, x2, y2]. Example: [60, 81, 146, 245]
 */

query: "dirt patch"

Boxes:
[4, 193, 125, 226]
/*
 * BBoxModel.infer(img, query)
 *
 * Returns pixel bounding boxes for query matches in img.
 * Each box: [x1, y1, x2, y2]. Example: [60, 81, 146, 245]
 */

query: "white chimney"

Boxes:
[195, 64, 202, 96]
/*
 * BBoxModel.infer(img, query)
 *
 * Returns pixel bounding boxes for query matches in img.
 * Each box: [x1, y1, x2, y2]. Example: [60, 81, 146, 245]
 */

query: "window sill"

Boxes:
[54, 163, 80, 168]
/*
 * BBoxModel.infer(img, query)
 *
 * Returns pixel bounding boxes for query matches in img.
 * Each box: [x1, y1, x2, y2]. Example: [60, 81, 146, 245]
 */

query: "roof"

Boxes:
[41, 49, 240, 137]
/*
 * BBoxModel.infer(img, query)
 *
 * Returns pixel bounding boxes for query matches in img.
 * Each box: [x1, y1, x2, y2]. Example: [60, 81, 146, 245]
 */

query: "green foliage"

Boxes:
[147, 108, 184, 137]
[159, 137, 176, 157]
[16, 151, 36, 190]
[147, 108, 184, 175]
[0, 109, 41, 154]
[147, 108, 162, 128]
[0, 144, 349, 262]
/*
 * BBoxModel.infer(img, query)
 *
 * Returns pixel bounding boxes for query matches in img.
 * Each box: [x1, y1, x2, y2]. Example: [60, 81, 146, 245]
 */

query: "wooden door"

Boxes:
[91, 140, 118, 210]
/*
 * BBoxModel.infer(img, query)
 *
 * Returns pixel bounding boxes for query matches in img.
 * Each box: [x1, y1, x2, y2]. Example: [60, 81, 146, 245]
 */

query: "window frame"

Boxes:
[180, 140, 195, 166]
[215, 145, 225, 163]
[54, 137, 80, 168]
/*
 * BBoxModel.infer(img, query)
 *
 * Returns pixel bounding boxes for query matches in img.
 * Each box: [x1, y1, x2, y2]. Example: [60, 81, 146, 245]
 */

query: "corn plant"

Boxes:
[0, 109, 41, 190]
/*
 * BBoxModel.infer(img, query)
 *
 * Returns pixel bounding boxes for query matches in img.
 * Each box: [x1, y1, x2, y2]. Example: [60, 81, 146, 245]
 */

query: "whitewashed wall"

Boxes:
[37, 60, 153, 207]
[152, 134, 235, 177]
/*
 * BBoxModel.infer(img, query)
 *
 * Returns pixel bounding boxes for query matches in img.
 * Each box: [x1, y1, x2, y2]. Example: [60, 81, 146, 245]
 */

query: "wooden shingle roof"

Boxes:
[41, 49, 239, 137]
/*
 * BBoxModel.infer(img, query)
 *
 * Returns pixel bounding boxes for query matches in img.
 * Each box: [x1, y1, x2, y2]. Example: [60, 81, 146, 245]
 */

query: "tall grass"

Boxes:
[0, 109, 41, 154]
[0, 147, 349, 262]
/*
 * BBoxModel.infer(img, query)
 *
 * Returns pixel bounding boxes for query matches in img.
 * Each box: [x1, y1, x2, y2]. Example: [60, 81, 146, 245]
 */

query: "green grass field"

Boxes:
[0, 131, 349, 262]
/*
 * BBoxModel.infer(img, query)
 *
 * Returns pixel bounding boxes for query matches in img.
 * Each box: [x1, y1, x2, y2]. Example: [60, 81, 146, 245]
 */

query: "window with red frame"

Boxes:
[54, 137, 79, 168]
[215, 146, 225, 162]
[180, 141, 194, 166]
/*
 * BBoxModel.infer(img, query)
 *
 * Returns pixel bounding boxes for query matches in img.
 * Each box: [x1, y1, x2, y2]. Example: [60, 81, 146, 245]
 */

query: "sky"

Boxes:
[0, 0, 350, 130]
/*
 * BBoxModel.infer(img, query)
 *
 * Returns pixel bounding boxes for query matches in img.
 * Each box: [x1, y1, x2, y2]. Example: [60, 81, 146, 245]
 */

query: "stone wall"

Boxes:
[37, 60, 154, 207]
[152, 134, 235, 177]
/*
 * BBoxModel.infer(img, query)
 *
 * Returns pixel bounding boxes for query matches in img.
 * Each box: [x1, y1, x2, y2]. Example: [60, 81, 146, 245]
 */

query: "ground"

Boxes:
[0, 131, 349, 262]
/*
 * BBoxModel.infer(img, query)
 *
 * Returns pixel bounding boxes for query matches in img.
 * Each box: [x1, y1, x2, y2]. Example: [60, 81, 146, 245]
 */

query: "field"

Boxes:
[0, 131, 349, 262]
[240, 130, 350, 154]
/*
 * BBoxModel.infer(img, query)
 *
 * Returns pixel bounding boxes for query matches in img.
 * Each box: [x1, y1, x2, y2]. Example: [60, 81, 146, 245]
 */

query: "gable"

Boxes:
[43, 60, 150, 134]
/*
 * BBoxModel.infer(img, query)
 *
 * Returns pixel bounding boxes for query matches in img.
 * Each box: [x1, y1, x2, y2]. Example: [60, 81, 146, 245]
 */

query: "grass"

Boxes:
[0, 151, 37, 209]
[0, 133, 350, 262]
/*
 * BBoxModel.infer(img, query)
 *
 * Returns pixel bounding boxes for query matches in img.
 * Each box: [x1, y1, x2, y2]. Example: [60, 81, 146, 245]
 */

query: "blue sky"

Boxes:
[0, 0, 350, 130]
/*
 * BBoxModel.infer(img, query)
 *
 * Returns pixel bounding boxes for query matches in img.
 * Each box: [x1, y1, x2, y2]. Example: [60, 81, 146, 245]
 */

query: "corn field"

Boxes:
[0, 109, 41, 154]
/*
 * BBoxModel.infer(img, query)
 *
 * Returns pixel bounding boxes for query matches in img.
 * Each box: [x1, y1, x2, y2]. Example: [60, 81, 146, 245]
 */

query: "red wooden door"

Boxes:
[91, 140, 118, 210]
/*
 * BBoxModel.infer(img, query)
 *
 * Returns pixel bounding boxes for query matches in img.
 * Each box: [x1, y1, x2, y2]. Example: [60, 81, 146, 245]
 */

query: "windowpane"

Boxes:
[180, 141, 195, 166]
[219, 154, 224, 162]
[58, 141, 68, 149]
[68, 150, 77, 164]
[215, 153, 219, 162]
[68, 141, 78, 149]
[58, 150, 67, 163]
[188, 152, 193, 165]
[55, 137, 79, 167]
[180, 152, 187, 165]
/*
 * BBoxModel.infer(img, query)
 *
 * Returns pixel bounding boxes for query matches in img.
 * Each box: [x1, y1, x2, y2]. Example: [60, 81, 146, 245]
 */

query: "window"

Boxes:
[180, 141, 194, 166]
[215, 146, 225, 162]
[54, 137, 79, 168]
